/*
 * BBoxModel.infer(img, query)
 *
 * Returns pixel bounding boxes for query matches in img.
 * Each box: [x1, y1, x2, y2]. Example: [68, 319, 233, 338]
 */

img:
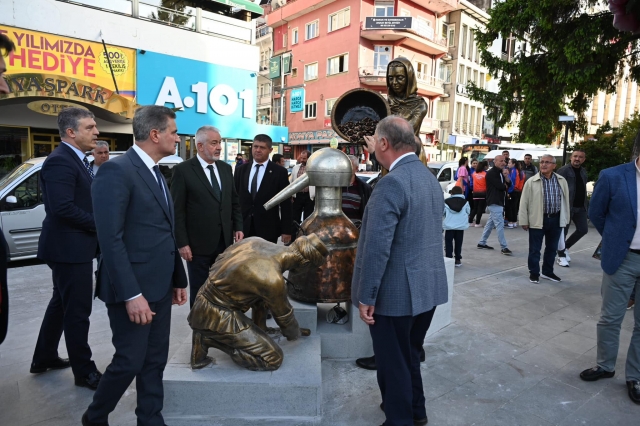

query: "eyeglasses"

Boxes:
[539, 161, 555, 165]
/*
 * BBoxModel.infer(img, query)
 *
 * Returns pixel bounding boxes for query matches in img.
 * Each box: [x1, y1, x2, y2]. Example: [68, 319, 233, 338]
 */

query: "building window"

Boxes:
[439, 63, 452, 83]
[326, 98, 337, 116]
[292, 67, 298, 78]
[416, 16, 433, 40]
[437, 101, 449, 120]
[306, 20, 319, 40]
[448, 26, 455, 47]
[458, 65, 465, 84]
[292, 28, 298, 44]
[328, 53, 348, 75]
[479, 72, 485, 89]
[466, 67, 471, 85]
[468, 30, 474, 60]
[329, 8, 350, 32]
[461, 24, 468, 58]
[304, 102, 317, 119]
[455, 102, 462, 131]
[374, 1, 394, 17]
[415, 61, 428, 80]
[374, 45, 391, 75]
[473, 70, 478, 86]
[304, 62, 318, 81]
[283, 33, 287, 48]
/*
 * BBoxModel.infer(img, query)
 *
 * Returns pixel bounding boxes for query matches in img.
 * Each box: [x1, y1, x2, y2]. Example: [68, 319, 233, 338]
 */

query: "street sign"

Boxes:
[558, 115, 575, 122]
[290, 87, 305, 113]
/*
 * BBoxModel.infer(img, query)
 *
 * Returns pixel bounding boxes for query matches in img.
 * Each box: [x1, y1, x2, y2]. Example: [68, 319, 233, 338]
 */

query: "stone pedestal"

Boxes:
[162, 257, 454, 424]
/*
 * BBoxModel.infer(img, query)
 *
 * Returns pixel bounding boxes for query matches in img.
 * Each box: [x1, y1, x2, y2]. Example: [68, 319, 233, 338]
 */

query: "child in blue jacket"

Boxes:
[444, 186, 471, 267]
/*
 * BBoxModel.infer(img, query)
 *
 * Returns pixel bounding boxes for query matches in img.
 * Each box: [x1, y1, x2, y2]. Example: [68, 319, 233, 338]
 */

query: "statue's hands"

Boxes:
[363, 135, 376, 153]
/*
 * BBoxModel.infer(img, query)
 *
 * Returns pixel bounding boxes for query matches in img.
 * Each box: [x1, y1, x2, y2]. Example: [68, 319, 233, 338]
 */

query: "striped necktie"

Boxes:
[82, 156, 95, 179]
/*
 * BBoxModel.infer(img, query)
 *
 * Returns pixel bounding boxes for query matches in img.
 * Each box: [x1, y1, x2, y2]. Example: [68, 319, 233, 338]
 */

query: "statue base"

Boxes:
[162, 258, 454, 424]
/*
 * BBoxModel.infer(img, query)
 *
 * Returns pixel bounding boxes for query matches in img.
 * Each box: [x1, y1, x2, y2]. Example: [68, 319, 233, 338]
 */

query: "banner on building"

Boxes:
[290, 88, 304, 113]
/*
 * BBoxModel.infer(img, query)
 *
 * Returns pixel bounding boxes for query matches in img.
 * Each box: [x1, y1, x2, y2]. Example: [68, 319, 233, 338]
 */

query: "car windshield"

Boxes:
[0, 163, 34, 192]
[428, 167, 439, 176]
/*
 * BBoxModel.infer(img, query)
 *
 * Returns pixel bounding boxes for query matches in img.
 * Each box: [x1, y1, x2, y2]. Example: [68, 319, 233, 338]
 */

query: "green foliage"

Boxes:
[150, 0, 192, 27]
[575, 113, 638, 181]
[469, 0, 640, 145]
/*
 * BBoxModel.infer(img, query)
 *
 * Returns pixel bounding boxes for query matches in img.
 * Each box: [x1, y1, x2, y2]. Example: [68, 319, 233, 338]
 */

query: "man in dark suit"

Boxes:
[234, 134, 292, 244]
[352, 116, 449, 426]
[30, 107, 102, 389]
[170, 125, 243, 307]
[82, 106, 188, 426]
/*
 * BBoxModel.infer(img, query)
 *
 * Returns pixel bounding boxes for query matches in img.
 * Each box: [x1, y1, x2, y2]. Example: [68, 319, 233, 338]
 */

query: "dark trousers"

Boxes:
[292, 192, 314, 224]
[564, 207, 589, 250]
[87, 288, 172, 426]
[528, 214, 562, 276]
[187, 235, 226, 307]
[370, 307, 436, 426]
[32, 261, 96, 377]
[248, 220, 278, 244]
[506, 191, 521, 222]
[469, 198, 486, 225]
[444, 230, 464, 261]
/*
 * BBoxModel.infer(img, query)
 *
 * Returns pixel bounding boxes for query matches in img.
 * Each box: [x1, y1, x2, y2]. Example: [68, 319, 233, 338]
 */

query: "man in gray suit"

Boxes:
[352, 116, 448, 426]
[83, 106, 188, 426]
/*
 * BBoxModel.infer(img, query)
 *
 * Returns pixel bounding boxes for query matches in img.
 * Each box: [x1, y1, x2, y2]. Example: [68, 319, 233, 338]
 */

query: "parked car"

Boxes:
[0, 153, 183, 261]
[427, 161, 458, 192]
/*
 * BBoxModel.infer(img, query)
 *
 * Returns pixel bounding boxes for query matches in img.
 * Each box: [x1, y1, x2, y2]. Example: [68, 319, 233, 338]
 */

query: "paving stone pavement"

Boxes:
[1, 224, 638, 426]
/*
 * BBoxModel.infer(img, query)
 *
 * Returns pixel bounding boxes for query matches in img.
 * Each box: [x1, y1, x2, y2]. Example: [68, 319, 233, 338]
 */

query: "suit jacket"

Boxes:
[234, 160, 292, 242]
[589, 160, 638, 275]
[37, 142, 97, 263]
[290, 163, 316, 200]
[351, 154, 448, 316]
[92, 148, 187, 304]
[557, 164, 589, 209]
[170, 156, 242, 256]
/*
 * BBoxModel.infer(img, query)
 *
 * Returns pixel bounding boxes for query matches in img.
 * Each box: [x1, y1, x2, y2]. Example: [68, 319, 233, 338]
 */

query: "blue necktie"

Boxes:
[82, 156, 94, 180]
[153, 165, 167, 206]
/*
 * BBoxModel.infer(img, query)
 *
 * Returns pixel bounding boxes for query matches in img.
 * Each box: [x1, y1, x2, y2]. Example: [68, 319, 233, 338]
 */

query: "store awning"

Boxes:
[207, 0, 264, 17]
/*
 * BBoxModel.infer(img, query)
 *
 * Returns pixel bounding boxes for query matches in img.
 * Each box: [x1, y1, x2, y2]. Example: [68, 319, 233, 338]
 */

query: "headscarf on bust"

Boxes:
[386, 57, 428, 136]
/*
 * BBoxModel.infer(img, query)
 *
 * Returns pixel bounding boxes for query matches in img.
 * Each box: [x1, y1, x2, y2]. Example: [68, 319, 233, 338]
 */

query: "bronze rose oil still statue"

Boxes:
[188, 234, 328, 371]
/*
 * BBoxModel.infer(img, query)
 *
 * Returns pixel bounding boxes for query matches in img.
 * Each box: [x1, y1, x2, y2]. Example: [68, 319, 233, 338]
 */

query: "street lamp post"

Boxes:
[559, 115, 575, 166]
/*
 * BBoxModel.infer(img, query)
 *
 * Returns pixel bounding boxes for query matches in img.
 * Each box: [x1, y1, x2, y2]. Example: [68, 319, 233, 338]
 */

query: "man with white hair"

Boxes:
[90, 141, 110, 175]
[170, 125, 243, 307]
[518, 154, 570, 283]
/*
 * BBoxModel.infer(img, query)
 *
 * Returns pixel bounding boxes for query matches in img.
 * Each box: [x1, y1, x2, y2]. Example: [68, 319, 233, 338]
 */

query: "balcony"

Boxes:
[415, 73, 445, 97]
[361, 17, 448, 56]
[259, 59, 270, 75]
[256, 25, 272, 40]
[414, 0, 459, 15]
[55, 0, 256, 43]
[257, 93, 272, 108]
[358, 66, 388, 86]
[462, 122, 469, 134]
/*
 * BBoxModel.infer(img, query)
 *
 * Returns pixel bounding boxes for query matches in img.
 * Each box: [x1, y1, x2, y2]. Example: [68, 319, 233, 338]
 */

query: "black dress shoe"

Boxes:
[356, 348, 427, 371]
[628, 380, 640, 404]
[82, 411, 109, 426]
[579, 366, 615, 381]
[30, 356, 71, 374]
[75, 370, 102, 390]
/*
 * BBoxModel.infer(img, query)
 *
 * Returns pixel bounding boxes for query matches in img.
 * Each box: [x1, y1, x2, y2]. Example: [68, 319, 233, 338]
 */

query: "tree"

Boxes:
[469, 0, 640, 145]
[150, 0, 193, 27]
[575, 113, 638, 181]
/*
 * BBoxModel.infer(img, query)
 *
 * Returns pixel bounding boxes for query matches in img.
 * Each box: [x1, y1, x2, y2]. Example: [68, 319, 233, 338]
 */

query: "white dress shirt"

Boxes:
[631, 158, 640, 250]
[247, 159, 268, 192]
[61, 141, 86, 161]
[389, 152, 416, 171]
[196, 153, 222, 190]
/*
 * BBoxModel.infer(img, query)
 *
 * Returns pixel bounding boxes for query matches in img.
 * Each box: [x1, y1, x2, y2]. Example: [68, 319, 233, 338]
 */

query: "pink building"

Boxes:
[266, 0, 459, 156]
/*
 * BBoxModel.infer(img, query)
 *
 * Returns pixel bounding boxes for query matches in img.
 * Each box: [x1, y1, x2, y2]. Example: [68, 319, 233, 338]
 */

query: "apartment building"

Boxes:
[265, 0, 459, 158]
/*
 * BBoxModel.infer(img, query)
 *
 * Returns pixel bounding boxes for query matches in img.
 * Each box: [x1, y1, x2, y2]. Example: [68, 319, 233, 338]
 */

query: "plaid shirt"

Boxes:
[541, 173, 562, 214]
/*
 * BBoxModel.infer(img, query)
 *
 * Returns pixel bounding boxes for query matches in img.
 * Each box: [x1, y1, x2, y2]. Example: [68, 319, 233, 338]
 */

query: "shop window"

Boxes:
[327, 54, 348, 75]
[329, 8, 350, 32]
[304, 102, 317, 119]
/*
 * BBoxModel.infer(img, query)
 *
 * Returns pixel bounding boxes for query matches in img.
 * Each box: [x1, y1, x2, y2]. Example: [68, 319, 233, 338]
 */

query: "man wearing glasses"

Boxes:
[518, 155, 570, 283]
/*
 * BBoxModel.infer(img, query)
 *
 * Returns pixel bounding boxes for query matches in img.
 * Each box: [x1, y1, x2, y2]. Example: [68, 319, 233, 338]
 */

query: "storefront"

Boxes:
[136, 50, 288, 165]
[0, 25, 136, 176]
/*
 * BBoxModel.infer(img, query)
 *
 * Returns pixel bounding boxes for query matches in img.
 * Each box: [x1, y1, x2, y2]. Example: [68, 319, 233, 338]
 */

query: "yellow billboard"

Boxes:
[0, 25, 136, 119]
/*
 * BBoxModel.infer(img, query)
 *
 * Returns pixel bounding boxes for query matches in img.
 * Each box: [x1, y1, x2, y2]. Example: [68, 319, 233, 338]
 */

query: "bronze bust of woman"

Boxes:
[386, 57, 428, 136]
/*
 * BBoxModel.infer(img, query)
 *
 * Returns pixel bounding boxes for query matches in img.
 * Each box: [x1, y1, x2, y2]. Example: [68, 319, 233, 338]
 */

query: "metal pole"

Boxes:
[280, 54, 285, 126]
[562, 123, 569, 166]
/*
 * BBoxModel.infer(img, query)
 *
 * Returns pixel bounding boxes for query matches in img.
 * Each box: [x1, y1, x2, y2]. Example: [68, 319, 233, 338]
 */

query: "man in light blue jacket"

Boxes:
[352, 116, 448, 426]
[443, 186, 470, 267]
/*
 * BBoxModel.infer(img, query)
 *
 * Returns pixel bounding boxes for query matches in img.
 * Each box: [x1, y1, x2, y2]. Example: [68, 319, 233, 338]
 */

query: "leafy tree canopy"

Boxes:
[469, 0, 640, 145]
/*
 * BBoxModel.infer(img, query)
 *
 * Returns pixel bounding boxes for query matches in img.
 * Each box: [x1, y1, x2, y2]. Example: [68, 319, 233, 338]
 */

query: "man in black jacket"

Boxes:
[342, 155, 372, 221]
[477, 155, 512, 255]
[556, 149, 588, 267]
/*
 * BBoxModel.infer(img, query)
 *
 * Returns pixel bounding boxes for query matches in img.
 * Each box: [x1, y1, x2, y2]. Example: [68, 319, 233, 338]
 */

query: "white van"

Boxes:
[0, 152, 183, 261]
[428, 161, 458, 192]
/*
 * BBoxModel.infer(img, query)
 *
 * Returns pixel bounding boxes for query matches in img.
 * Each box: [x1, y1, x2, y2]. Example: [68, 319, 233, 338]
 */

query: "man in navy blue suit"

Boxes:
[82, 106, 187, 426]
[580, 155, 640, 405]
[30, 107, 102, 389]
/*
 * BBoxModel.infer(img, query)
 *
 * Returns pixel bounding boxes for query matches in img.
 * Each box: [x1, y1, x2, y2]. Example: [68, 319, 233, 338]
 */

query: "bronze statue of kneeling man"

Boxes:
[188, 234, 328, 371]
